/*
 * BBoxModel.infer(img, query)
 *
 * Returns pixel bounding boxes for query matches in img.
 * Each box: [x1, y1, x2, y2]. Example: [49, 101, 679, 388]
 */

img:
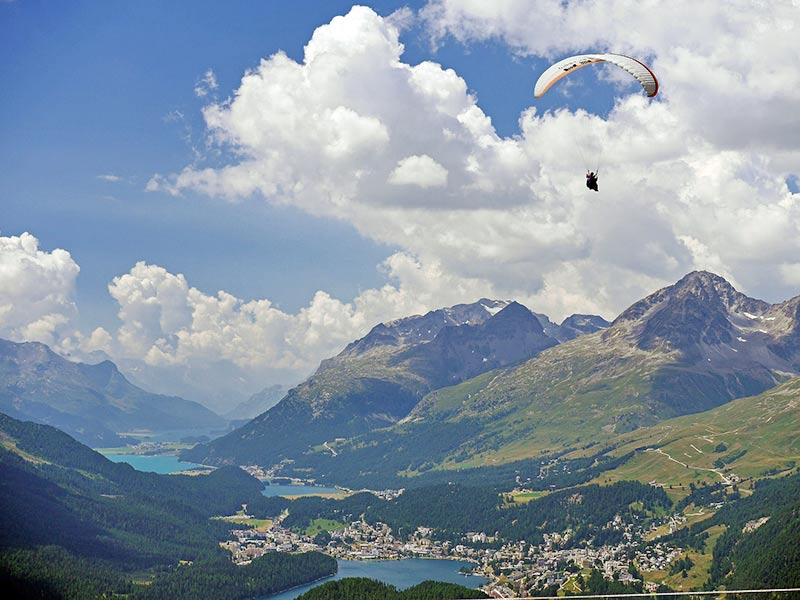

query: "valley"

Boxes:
[4, 271, 800, 598]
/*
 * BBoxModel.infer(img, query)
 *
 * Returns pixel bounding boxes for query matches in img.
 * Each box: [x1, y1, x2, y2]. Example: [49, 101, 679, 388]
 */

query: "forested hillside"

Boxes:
[295, 577, 489, 600]
[664, 471, 800, 592]
[0, 413, 335, 600]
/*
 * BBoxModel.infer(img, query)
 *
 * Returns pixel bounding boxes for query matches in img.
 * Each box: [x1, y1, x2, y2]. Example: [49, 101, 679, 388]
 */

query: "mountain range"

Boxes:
[0, 339, 225, 447]
[183, 299, 602, 467]
[185, 271, 800, 489]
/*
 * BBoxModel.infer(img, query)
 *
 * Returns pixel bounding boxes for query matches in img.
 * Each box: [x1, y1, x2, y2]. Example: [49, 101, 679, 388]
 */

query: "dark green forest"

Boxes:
[130, 552, 336, 600]
[4, 410, 800, 599]
[250, 480, 672, 547]
[294, 577, 488, 600]
[663, 471, 800, 594]
[0, 413, 332, 600]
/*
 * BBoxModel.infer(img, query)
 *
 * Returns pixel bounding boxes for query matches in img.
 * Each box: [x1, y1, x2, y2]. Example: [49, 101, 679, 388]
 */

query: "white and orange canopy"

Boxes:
[534, 53, 658, 98]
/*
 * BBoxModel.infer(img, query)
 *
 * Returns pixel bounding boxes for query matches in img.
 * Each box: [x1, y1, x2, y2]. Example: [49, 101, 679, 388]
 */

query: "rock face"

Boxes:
[184, 300, 590, 466]
[558, 314, 612, 340]
[609, 271, 771, 355]
[411, 271, 800, 449]
[395, 301, 558, 388]
[338, 299, 510, 357]
[0, 339, 225, 446]
[599, 271, 800, 414]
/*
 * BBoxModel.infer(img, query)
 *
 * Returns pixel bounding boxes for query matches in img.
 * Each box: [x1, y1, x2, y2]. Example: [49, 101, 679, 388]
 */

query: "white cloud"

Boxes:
[0, 233, 80, 346]
[389, 154, 448, 188]
[2, 3, 793, 408]
[194, 68, 218, 98]
[780, 262, 800, 287]
[146, 3, 800, 321]
[149, 6, 528, 213]
[422, 0, 800, 150]
[98, 257, 494, 408]
[385, 6, 416, 33]
[97, 174, 122, 182]
[105, 256, 495, 376]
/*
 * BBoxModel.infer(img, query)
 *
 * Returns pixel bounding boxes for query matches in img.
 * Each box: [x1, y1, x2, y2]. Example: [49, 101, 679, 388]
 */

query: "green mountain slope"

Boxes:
[0, 412, 264, 563]
[404, 272, 800, 466]
[583, 377, 800, 487]
[281, 272, 800, 488]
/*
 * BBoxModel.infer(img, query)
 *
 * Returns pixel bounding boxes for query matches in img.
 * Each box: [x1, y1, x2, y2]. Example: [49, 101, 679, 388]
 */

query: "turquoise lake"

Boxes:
[260, 558, 489, 600]
[97, 456, 345, 498]
[101, 453, 203, 474]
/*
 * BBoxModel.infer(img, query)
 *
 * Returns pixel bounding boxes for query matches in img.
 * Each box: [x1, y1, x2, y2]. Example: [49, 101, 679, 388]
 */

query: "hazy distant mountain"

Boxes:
[185, 299, 584, 466]
[0, 339, 225, 446]
[558, 314, 612, 340]
[0, 411, 268, 597]
[224, 384, 289, 421]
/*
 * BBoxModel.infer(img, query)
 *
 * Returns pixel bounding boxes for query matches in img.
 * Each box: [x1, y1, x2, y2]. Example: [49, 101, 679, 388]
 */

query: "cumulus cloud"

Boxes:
[385, 6, 416, 33]
[146, 3, 800, 324]
[422, 0, 800, 150]
[97, 256, 504, 408]
[106, 256, 499, 374]
[389, 154, 448, 188]
[3, 2, 792, 408]
[0, 233, 80, 346]
[149, 6, 529, 212]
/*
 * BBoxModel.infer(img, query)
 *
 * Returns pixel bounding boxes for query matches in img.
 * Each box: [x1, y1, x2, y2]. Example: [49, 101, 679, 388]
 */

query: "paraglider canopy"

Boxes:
[534, 53, 658, 98]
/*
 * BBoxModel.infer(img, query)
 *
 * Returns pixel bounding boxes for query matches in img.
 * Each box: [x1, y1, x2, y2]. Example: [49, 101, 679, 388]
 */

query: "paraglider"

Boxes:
[534, 53, 658, 99]
[534, 53, 658, 190]
[586, 171, 598, 192]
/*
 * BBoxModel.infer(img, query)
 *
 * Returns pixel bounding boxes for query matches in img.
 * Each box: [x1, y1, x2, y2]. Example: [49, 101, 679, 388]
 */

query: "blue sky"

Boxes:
[3, 1, 797, 409]
[2, 1, 410, 327]
[2, 1, 623, 329]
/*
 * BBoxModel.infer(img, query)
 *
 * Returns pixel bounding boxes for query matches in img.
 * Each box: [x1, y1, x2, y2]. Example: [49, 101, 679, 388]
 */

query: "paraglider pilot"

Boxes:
[586, 171, 598, 192]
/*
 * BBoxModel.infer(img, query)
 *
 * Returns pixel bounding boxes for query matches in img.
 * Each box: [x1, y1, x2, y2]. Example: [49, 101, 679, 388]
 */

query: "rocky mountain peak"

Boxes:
[669, 271, 758, 309]
[558, 314, 611, 340]
[614, 271, 762, 324]
[338, 299, 510, 358]
[485, 301, 539, 328]
[0, 337, 223, 446]
[0, 339, 55, 365]
[607, 271, 772, 357]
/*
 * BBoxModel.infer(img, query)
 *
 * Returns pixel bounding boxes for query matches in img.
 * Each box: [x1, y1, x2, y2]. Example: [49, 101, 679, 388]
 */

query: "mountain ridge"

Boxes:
[185, 299, 607, 466]
[0, 338, 225, 446]
[187, 271, 800, 488]
[400, 271, 800, 458]
[256, 271, 800, 488]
